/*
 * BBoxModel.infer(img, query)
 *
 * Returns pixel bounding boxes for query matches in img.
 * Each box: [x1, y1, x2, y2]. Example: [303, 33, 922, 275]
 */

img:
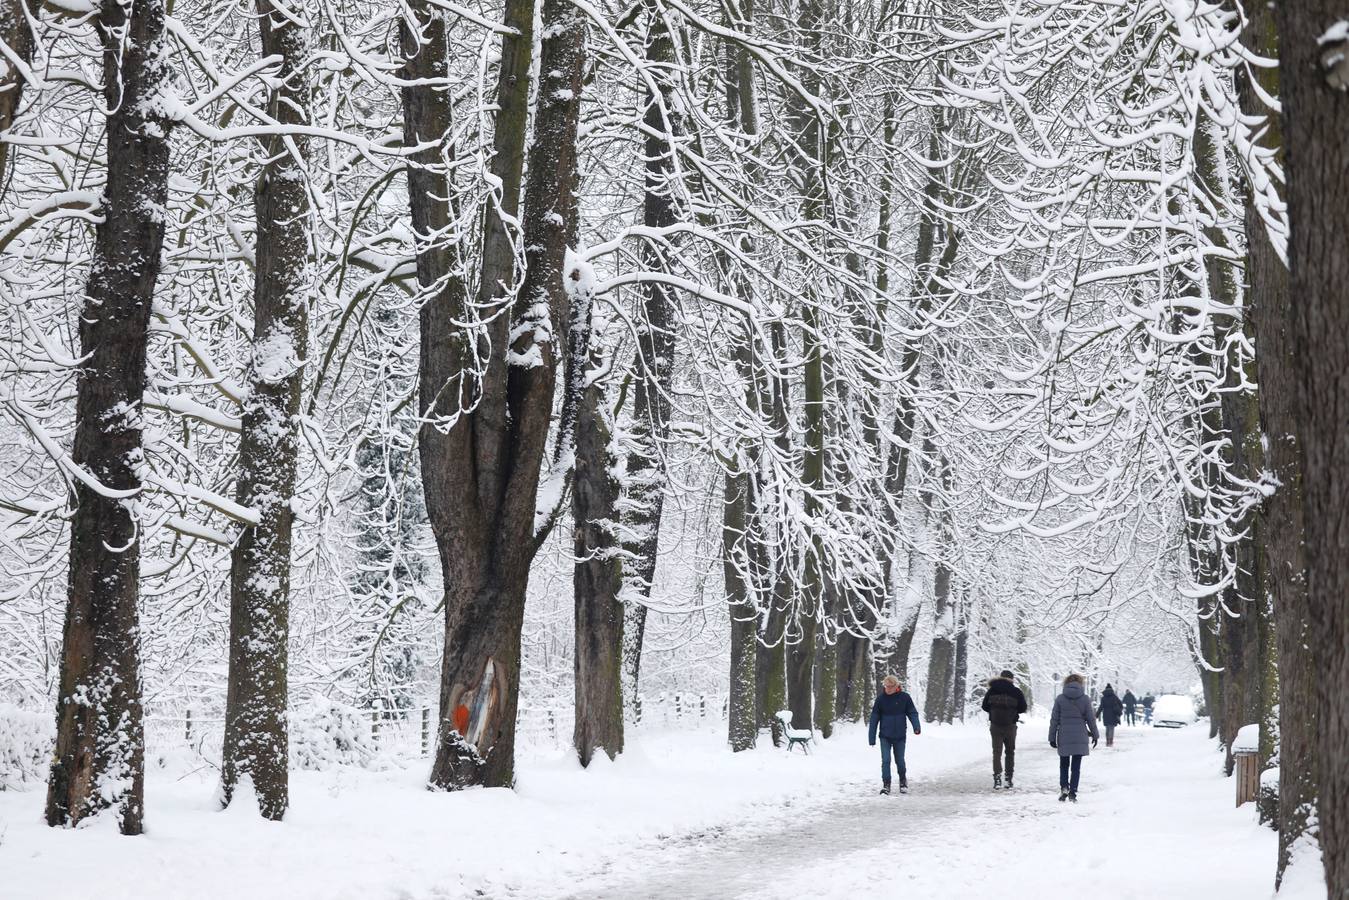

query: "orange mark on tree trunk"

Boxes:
[453, 704, 469, 736]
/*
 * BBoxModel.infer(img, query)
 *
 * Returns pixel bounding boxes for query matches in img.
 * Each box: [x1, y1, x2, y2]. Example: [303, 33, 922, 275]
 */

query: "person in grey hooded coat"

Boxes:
[1048, 673, 1099, 802]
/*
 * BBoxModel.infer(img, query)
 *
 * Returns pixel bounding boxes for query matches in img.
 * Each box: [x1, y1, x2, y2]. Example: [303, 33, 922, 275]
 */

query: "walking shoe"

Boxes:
[1059, 789, 1068, 802]
[880, 784, 890, 795]
[994, 774, 1002, 789]
[1069, 792, 1078, 802]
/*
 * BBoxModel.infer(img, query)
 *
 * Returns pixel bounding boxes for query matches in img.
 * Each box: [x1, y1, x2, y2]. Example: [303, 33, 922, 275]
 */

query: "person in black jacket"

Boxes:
[1122, 689, 1138, 726]
[868, 675, 922, 794]
[1098, 684, 1124, 746]
[981, 670, 1028, 789]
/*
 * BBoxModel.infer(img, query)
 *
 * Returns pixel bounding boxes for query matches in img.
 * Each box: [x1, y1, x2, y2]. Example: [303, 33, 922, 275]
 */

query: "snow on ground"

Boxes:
[0, 719, 1317, 899]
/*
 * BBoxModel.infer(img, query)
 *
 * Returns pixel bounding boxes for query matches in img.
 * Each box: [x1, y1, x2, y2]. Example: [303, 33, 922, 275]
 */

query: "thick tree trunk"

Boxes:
[412, 0, 563, 790]
[1272, 1, 1349, 892]
[45, 0, 172, 835]
[621, 0, 681, 707]
[572, 282, 625, 766]
[923, 557, 955, 724]
[219, 0, 311, 820]
[0, 0, 34, 185]
[756, 568, 789, 742]
[1232, 0, 1319, 881]
[836, 631, 872, 723]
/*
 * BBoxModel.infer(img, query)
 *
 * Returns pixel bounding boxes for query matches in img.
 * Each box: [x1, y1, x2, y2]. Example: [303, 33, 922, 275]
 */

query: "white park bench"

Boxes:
[776, 710, 814, 754]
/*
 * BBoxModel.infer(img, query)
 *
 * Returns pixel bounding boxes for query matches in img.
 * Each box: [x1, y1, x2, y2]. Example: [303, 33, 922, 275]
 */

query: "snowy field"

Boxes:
[0, 720, 1319, 899]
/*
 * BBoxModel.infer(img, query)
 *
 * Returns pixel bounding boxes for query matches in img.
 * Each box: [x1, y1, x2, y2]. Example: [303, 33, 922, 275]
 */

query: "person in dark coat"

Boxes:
[868, 675, 922, 794]
[1049, 673, 1099, 802]
[1097, 684, 1123, 747]
[1142, 693, 1155, 725]
[981, 669, 1027, 789]
[1122, 689, 1138, 726]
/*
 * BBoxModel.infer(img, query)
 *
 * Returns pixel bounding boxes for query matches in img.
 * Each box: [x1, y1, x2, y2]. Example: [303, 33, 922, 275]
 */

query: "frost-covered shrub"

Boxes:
[289, 698, 377, 770]
[0, 705, 53, 791]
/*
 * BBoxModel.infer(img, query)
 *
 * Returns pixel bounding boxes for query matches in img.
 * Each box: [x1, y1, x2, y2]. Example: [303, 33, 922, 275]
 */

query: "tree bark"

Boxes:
[219, 0, 312, 820]
[572, 278, 625, 766]
[952, 598, 969, 723]
[755, 319, 792, 742]
[45, 0, 172, 835]
[411, 0, 560, 790]
[1194, 111, 1267, 776]
[1272, 0, 1349, 891]
[725, 462, 758, 751]
[923, 558, 955, 724]
[621, 0, 681, 709]
[0, 0, 34, 187]
[1232, 0, 1319, 880]
[783, 0, 827, 735]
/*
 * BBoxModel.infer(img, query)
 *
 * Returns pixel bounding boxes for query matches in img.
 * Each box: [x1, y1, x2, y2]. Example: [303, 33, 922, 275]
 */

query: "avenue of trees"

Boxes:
[0, 0, 1345, 890]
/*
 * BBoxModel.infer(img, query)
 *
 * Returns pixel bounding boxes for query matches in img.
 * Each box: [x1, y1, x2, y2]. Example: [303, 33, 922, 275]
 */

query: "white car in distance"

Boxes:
[1151, 694, 1198, 728]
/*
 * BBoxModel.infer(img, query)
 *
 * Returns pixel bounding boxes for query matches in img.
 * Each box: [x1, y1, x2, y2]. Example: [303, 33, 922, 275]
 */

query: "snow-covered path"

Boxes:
[1, 720, 1315, 899]
[563, 725, 1291, 900]
[569, 743, 995, 899]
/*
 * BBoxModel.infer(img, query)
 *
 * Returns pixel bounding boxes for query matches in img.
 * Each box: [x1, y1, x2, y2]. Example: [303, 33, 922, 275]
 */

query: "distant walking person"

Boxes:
[981, 669, 1027, 789]
[1122, 689, 1138, 727]
[1049, 673, 1099, 802]
[868, 675, 922, 795]
[1142, 693, 1155, 725]
[1098, 684, 1123, 747]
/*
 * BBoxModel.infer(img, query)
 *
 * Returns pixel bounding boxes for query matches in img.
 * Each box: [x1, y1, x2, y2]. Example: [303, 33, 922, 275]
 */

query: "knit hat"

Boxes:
[999, 669, 1015, 680]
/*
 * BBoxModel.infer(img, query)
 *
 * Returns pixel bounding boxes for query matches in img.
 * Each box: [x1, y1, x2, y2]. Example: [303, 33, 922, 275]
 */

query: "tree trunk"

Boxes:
[924, 557, 955, 724]
[0, 0, 34, 186]
[621, 0, 681, 707]
[572, 276, 625, 766]
[44, 0, 172, 835]
[755, 320, 793, 742]
[1233, 0, 1320, 881]
[219, 0, 311, 820]
[412, 0, 562, 790]
[725, 462, 758, 752]
[1272, 1, 1349, 891]
[1194, 111, 1266, 776]
[784, 0, 827, 735]
[952, 599, 969, 723]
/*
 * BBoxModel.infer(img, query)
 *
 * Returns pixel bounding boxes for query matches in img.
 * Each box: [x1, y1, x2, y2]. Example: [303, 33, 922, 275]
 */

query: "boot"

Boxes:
[1059, 789, 1068, 802]
[899, 778, 909, 794]
[1069, 791, 1078, 802]
[994, 773, 1002, 789]
[880, 783, 890, 795]
[1005, 777, 1014, 790]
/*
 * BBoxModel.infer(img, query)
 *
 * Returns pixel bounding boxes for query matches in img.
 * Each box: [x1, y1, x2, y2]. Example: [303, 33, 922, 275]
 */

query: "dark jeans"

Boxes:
[879, 736, 907, 785]
[990, 724, 1016, 778]
[1125, 709, 1137, 726]
[1059, 754, 1083, 793]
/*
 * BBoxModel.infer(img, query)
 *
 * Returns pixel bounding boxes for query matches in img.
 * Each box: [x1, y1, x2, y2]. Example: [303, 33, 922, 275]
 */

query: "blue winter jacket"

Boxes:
[868, 690, 921, 743]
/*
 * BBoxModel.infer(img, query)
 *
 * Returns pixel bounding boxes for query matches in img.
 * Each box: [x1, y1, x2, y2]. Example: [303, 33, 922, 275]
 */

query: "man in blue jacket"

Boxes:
[868, 675, 922, 794]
